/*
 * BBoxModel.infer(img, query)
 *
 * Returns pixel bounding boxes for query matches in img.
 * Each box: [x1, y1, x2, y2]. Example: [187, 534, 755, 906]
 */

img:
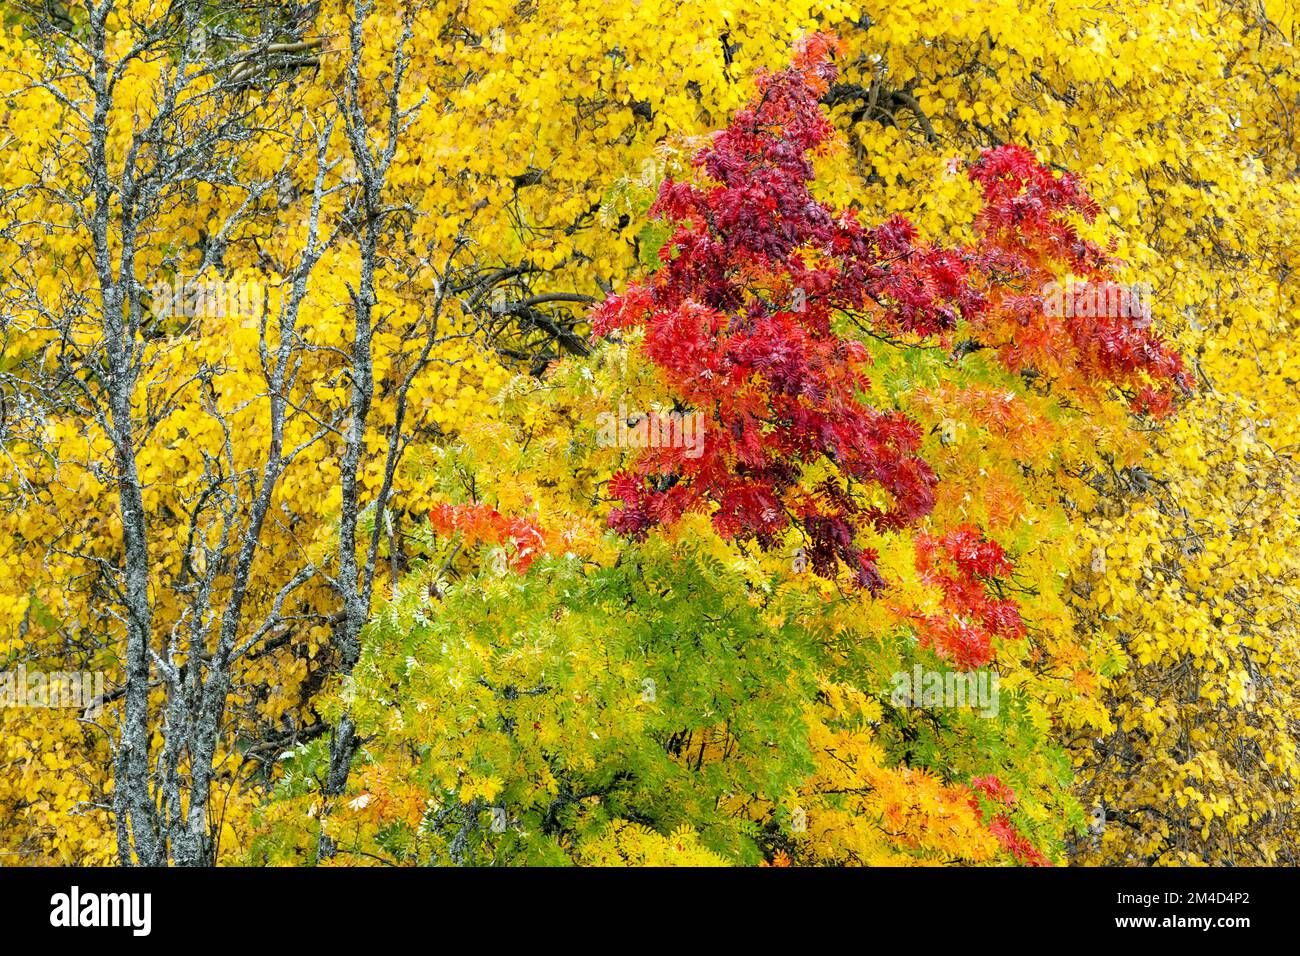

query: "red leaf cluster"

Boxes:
[911, 528, 1025, 668]
[967, 774, 1050, 866]
[428, 502, 547, 573]
[968, 144, 1192, 415]
[591, 40, 1189, 588]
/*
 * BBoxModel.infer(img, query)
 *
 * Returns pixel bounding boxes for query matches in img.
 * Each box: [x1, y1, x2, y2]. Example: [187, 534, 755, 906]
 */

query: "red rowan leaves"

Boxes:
[968, 774, 1049, 866]
[593, 41, 1188, 590]
[967, 144, 1192, 415]
[987, 814, 1050, 867]
[428, 502, 547, 572]
[911, 528, 1025, 668]
[971, 774, 1018, 807]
